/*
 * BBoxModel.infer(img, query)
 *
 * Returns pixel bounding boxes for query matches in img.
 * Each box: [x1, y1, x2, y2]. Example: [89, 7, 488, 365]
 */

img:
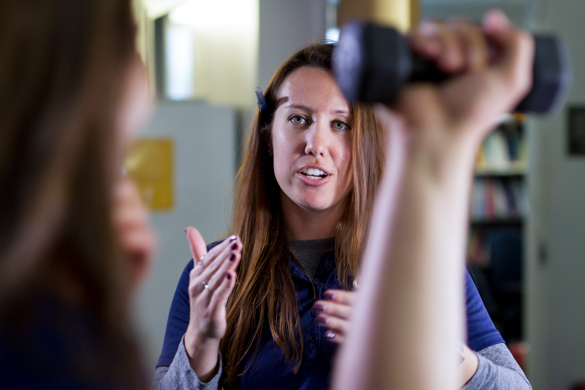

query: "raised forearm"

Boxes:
[332, 10, 533, 390]
[333, 124, 477, 390]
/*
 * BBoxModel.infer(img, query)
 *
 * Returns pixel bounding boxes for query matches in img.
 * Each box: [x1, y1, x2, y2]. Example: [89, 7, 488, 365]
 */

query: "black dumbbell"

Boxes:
[332, 21, 571, 114]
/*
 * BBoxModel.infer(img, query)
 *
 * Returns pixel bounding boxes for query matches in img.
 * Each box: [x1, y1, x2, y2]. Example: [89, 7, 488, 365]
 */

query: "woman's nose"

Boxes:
[304, 121, 328, 157]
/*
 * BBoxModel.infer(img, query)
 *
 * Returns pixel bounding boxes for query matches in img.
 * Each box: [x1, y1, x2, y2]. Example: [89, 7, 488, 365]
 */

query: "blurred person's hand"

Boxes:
[183, 227, 242, 382]
[378, 9, 534, 155]
[113, 176, 157, 291]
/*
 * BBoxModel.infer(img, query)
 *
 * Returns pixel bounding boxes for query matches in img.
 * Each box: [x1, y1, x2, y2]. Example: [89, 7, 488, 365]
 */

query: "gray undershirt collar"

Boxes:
[288, 237, 334, 278]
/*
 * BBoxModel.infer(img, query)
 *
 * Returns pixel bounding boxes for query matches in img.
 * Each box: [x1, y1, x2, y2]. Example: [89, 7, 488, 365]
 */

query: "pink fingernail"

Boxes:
[323, 292, 335, 301]
[316, 316, 328, 325]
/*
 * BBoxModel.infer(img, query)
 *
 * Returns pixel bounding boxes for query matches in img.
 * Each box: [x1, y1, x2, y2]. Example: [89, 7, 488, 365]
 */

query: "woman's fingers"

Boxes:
[186, 232, 242, 295]
[313, 299, 352, 320]
[324, 330, 345, 344]
[312, 290, 357, 344]
[190, 236, 242, 298]
[315, 313, 349, 344]
[186, 227, 208, 265]
[313, 289, 356, 320]
[189, 233, 239, 280]
[199, 249, 241, 307]
[197, 238, 241, 282]
[198, 235, 238, 267]
[207, 270, 237, 318]
[324, 289, 357, 306]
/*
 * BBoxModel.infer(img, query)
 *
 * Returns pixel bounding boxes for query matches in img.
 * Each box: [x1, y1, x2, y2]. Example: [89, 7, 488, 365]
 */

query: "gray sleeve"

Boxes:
[464, 343, 531, 390]
[151, 335, 222, 390]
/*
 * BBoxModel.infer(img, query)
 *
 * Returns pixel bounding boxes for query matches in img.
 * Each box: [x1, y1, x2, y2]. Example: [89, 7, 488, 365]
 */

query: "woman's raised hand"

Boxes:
[183, 227, 242, 382]
[312, 290, 356, 344]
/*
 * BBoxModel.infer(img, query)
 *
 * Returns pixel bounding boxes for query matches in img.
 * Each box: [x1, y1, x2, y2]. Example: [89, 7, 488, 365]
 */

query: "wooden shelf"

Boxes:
[474, 164, 527, 177]
[471, 218, 524, 226]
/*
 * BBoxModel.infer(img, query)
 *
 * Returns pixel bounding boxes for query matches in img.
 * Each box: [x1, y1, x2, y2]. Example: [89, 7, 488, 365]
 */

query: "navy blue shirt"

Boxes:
[157, 246, 503, 389]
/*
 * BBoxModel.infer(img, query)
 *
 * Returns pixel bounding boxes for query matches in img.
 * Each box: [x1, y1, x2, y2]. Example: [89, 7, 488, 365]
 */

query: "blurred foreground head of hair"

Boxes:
[0, 0, 146, 387]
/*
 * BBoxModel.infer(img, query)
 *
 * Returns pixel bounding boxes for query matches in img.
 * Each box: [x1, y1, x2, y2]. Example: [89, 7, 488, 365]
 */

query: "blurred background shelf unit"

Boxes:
[468, 114, 528, 344]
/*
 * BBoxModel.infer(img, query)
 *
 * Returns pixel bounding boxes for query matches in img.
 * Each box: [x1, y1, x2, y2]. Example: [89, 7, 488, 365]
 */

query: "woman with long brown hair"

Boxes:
[155, 38, 529, 389]
[0, 0, 154, 388]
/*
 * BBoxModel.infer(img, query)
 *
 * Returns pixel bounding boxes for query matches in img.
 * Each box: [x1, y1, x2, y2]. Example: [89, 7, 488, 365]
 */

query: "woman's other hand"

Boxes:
[314, 289, 480, 383]
[184, 227, 241, 382]
[312, 289, 356, 344]
[113, 176, 156, 292]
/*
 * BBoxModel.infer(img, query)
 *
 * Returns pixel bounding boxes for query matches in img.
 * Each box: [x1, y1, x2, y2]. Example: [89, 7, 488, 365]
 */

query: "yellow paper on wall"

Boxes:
[124, 139, 173, 211]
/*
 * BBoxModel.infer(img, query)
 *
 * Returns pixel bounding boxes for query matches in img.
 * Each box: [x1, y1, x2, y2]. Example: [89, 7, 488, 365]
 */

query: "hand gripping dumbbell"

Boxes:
[332, 21, 571, 114]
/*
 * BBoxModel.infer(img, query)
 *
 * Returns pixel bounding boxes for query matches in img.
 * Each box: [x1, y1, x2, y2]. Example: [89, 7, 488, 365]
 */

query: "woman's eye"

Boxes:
[290, 116, 307, 125]
[332, 121, 350, 130]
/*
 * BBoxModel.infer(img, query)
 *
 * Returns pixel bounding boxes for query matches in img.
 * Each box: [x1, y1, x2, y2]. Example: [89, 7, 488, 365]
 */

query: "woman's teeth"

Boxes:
[302, 168, 327, 180]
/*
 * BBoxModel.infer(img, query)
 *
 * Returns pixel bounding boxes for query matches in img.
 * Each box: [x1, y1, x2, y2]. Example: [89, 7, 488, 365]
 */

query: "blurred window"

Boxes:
[155, 0, 259, 107]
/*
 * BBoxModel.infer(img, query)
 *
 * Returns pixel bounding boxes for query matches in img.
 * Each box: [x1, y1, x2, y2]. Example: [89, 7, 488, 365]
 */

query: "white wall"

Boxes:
[258, 0, 327, 88]
[527, 1, 585, 389]
[133, 102, 237, 370]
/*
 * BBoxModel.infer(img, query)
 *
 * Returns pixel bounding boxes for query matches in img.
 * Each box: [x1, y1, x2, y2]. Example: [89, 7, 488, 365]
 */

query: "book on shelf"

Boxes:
[475, 125, 527, 174]
[471, 178, 527, 221]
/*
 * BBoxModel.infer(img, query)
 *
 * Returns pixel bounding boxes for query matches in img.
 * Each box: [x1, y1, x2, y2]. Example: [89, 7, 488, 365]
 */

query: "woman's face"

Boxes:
[271, 66, 353, 215]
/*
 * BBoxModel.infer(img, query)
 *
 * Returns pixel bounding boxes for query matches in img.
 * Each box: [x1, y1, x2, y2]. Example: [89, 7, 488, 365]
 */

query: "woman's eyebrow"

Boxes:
[279, 100, 351, 117]
[275, 96, 289, 109]
[331, 108, 351, 116]
[285, 103, 314, 113]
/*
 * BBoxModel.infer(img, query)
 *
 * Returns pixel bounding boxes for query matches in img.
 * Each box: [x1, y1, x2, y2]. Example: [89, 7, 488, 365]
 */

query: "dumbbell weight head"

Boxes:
[333, 21, 571, 114]
[332, 22, 412, 104]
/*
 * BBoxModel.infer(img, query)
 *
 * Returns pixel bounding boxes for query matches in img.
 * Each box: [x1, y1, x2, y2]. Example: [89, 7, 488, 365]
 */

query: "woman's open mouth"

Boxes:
[300, 167, 328, 180]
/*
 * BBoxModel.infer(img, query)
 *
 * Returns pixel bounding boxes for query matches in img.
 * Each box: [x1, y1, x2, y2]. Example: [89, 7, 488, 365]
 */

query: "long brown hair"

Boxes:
[222, 43, 386, 384]
[0, 0, 144, 387]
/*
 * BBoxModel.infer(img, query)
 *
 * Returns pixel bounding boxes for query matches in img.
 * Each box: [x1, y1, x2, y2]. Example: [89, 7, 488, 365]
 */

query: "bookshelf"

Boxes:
[468, 114, 527, 343]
